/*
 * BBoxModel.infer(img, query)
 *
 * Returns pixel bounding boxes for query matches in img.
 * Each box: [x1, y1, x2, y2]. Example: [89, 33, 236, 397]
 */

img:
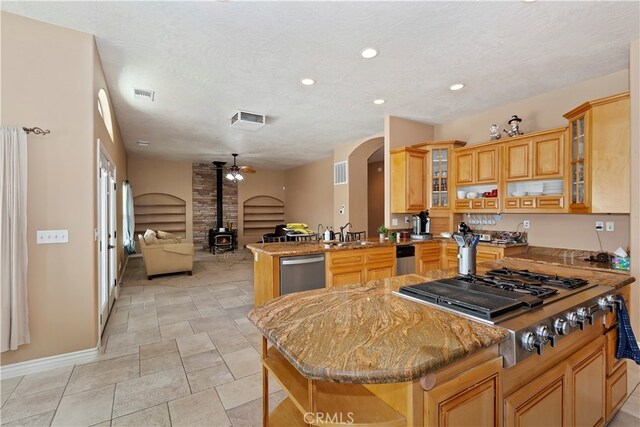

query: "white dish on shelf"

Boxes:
[511, 191, 527, 197]
[466, 192, 478, 199]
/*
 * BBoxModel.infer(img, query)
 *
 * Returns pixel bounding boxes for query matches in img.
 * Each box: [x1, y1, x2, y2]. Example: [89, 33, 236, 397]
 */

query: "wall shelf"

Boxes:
[134, 193, 187, 239]
[243, 195, 285, 236]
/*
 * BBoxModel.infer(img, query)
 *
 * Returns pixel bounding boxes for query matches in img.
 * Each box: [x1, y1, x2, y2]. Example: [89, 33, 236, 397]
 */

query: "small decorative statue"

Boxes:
[503, 115, 523, 137]
[489, 124, 501, 140]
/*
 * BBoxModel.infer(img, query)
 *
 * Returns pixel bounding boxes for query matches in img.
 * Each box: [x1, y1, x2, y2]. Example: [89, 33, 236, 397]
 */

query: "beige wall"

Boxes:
[127, 156, 193, 241]
[285, 157, 334, 231]
[629, 40, 639, 333]
[368, 161, 385, 236]
[435, 69, 629, 144]
[384, 116, 435, 229]
[466, 213, 630, 252]
[1, 12, 126, 364]
[237, 169, 285, 247]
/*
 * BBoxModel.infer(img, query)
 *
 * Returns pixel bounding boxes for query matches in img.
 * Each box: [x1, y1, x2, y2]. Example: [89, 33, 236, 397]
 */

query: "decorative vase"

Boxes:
[379, 234, 385, 242]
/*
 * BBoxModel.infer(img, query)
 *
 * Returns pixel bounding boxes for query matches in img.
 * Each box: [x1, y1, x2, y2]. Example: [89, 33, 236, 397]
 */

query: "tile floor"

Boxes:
[1, 249, 639, 426]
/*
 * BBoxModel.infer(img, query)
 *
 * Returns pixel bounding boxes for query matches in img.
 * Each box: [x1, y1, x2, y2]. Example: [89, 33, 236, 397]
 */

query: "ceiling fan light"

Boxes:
[226, 173, 235, 180]
[236, 174, 244, 181]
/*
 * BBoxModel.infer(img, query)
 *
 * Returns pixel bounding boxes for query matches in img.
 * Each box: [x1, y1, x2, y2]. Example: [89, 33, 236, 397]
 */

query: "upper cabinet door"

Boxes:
[475, 146, 499, 183]
[407, 150, 427, 210]
[455, 152, 474, 185]
[506, 141, 532, 181]
[533, 133, 563, 179]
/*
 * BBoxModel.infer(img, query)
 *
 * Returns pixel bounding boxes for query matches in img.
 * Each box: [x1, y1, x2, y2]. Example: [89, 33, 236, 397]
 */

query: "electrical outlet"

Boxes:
[606, 221, 615, 232]
[595, 221, 604, 231]
[339, 205, 345, 215]
[523, 220, 530, 229]
[37, 230, 69, 244]
[405, 216, 410, 224]
[392, 218, 398, 226]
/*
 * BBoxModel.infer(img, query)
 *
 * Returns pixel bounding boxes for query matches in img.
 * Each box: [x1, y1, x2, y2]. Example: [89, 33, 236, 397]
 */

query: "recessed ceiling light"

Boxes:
[523, 0, 536, 2]
[373, 99, 385, 105]
[361, 48, 378, 59]
[449, 83, 465, 91]
[137, 140, 150, 147]
[301, 78, 315, 86]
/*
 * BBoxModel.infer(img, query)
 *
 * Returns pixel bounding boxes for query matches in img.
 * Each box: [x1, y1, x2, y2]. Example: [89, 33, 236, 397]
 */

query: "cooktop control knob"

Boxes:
[521, 332, 536, 352]
[600, 294, 620, 313]
[565, 311, 578, 327]
[576, 307, 589, 330]
[554, 318, 569, 335]
[536, 325, 557, 347]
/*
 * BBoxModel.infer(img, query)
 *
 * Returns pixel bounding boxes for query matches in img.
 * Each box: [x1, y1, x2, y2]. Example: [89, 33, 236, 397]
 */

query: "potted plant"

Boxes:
[377, 225, 388, 242]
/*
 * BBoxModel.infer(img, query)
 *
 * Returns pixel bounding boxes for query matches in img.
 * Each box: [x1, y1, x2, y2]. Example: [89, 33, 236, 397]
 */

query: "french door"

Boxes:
[98, 146, 117, 337]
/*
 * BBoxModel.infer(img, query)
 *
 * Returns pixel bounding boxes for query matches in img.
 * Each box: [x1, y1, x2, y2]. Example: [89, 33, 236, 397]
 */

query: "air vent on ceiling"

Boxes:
[334, 161, 348, 185]
[230, 110, 266, 130]
[133, 88, 155, 101]
[137, 140, 150, 147]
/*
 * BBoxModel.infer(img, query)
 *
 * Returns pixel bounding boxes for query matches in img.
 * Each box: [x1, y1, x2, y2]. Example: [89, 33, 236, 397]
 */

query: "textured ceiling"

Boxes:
[2, 1, 638, 169]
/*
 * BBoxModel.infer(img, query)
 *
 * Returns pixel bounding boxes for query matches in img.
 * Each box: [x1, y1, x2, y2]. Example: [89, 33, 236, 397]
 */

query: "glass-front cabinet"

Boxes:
[431, 147, 448, 208]
[569, 114, 588, 209]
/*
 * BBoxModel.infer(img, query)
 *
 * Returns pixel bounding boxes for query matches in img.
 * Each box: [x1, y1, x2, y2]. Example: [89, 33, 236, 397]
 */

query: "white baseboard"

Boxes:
[0, 347, 99, 379]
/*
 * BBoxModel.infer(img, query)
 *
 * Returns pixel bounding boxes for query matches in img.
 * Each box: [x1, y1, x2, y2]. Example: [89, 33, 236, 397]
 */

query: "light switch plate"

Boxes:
[37, 230, 69, 244]
[392, 218, 398, 226]
[605, 221, 615, 232]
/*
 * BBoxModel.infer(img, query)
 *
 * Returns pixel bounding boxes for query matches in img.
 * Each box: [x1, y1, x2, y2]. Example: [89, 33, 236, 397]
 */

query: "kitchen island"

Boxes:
[248, 258, 635, 426]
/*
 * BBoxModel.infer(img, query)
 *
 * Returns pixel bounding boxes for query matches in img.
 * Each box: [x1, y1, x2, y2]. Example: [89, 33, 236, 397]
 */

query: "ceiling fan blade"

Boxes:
[239, 165, 256, 173]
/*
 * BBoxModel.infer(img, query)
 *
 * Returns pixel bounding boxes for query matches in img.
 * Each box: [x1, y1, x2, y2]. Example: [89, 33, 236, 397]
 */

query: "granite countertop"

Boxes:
[248, 258, 634, 384]
[246, 238, 440, 256]
[246, 237, 525, 257]
[506, 246, 630, 275]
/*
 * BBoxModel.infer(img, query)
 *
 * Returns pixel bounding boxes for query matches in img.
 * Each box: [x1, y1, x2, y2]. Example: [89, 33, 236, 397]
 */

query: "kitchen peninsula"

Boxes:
[248, 258, 635, 426]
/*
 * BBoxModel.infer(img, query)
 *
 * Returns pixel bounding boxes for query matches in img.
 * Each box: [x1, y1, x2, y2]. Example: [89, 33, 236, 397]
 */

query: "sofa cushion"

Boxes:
[157, 230, 181, 242]
[143, 229, 160, 245]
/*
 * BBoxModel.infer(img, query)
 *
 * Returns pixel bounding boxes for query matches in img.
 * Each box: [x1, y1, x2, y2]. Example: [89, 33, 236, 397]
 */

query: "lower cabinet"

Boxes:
[504, 335, 606, 427]
[424, 357, 502, 427]
[606, 362, 628, 421]
[441, 243, 527, 269]
[326, 247, 395, 287]
[568, 336, 606, 427]
[416, 243, 441, 273]
[504, 363, 568, 427]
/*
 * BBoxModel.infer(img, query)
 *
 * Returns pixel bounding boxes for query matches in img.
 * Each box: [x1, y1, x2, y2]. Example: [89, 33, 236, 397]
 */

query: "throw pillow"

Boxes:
[157, 230, 180, 242]
[143, 229, 159, 245]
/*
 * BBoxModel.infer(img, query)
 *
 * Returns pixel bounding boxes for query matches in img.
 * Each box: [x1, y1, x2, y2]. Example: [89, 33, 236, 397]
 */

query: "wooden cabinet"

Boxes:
[441, 243, 526, 269]
[415, 243, 440, 273]
[504, 129, 565, 182]
[476, 146, 500, 183]
[454, 144, 500, 186]
[567, 336, 606, 427]
[391, 147, 427, 213]
[424, 357, 502, 427]
[326, 247, 395, 287]
[455, 151, 474, 185]
[504, 362, 568, 427]
[606, 362, 628, 421]
[505, 140, 532, 181]
[533, 131, 564, 179]
[564, 92, 630, 213]
[503, 195, 565, 213]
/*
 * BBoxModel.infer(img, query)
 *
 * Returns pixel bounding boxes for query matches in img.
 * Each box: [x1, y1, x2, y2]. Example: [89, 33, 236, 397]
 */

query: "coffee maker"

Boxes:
[411, 210, 432, 240]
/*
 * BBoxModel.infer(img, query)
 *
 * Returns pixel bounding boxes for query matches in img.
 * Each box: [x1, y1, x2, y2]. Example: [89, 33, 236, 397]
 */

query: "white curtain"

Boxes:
[123, 181, 136, 254]
[0, 127, 30, 352]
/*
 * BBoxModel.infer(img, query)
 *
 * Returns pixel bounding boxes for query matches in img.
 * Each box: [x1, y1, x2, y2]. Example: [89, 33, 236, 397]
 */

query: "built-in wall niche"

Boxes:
[506, 179, 563, 197]
[134, 193, 186, 239]
[243, 195, 285, 236]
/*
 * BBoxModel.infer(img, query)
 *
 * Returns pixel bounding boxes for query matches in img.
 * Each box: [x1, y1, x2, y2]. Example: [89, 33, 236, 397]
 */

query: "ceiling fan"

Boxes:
[225, 153, 256, 181]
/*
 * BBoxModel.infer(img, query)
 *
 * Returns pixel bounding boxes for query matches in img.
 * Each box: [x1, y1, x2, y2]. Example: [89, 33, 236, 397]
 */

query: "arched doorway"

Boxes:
[347, 137, 384, 236]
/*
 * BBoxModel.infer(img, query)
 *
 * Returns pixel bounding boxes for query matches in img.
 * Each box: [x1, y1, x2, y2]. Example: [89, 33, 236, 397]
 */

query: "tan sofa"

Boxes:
[138, 234, 194, 279]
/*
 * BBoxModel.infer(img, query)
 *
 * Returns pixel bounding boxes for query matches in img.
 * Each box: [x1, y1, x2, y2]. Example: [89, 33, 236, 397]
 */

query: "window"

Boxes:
[97, 89, 114, 142]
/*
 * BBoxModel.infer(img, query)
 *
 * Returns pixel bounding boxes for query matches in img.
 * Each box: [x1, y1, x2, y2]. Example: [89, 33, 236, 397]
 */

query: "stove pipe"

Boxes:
[212, 161, 226, 230]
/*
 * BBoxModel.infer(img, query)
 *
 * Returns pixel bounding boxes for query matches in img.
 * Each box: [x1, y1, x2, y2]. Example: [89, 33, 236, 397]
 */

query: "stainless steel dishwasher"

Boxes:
[279, 254, 326, 295]
[396, 244, 416, 275]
